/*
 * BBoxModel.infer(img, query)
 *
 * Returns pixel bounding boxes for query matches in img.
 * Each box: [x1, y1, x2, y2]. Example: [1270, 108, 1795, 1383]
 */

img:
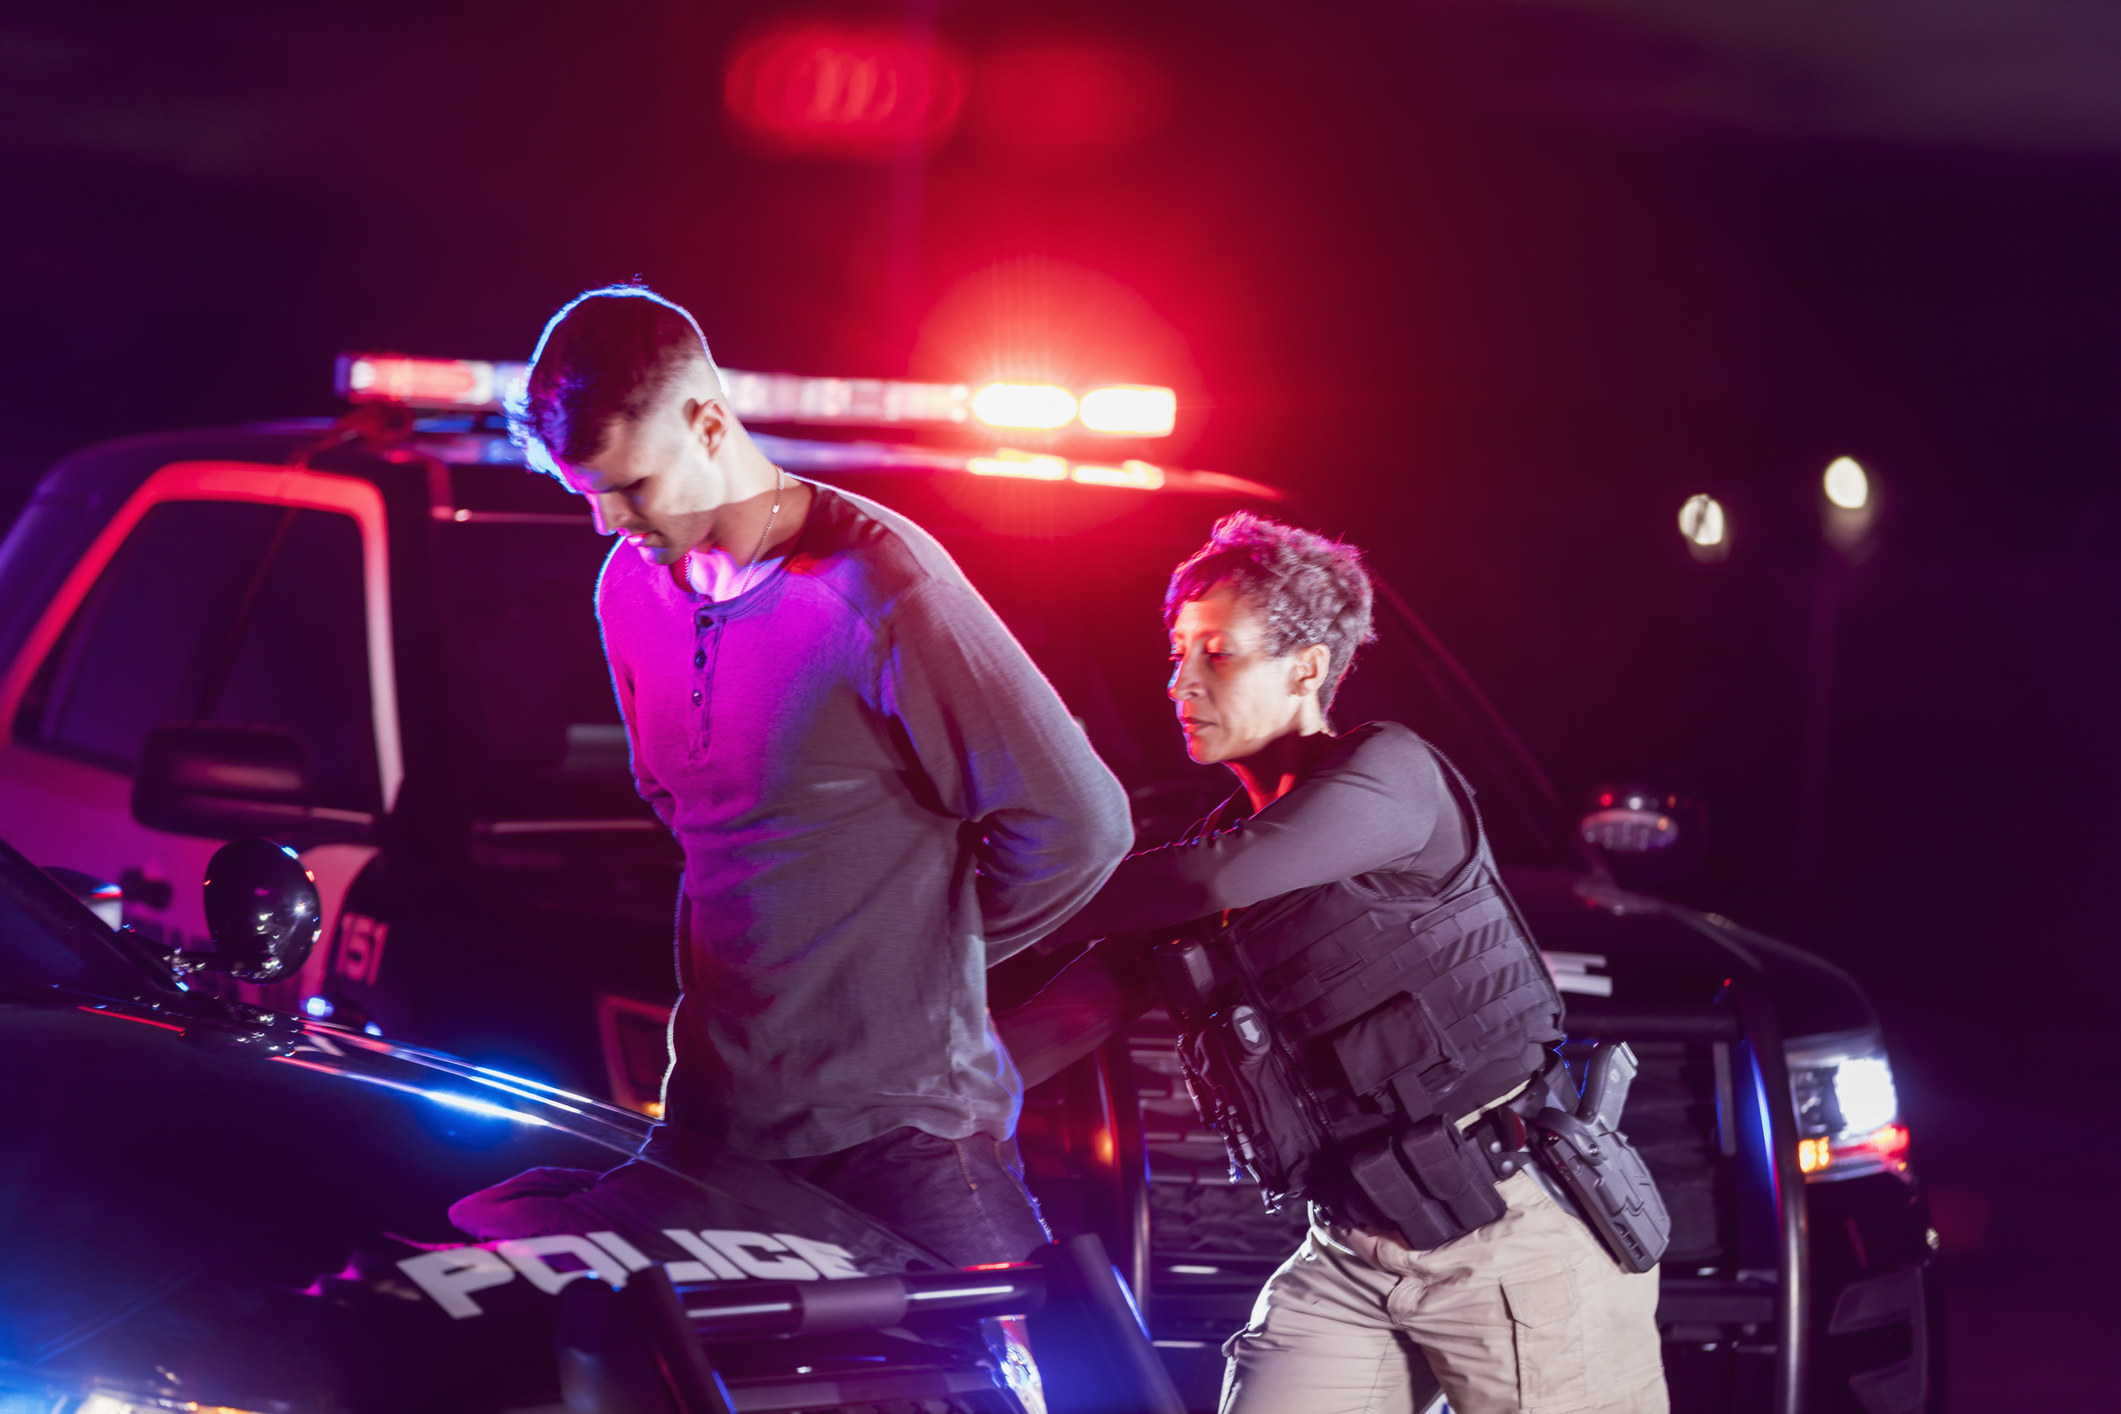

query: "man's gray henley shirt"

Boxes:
[599, 481, 1131, 1159]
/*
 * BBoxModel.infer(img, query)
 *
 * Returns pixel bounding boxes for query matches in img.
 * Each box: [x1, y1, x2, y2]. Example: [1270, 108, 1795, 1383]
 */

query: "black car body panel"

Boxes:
[0, 838, 1038, 1414]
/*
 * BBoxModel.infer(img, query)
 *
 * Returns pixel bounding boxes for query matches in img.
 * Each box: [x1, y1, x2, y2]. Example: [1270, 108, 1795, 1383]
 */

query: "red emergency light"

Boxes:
[724, 22, 967, 158]
[337, 354, 527, 411]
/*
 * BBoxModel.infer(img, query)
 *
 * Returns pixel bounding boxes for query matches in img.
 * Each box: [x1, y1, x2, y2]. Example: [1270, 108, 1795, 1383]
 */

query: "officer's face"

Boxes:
[553, 385, 738, 568]
[1167, 586, 1325, 765]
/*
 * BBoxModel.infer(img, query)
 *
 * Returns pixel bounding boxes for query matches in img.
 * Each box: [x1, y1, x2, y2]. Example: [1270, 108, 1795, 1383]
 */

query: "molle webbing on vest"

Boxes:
[1160, 737, 1568, 1228]
[1276, 885, 1522, 1039]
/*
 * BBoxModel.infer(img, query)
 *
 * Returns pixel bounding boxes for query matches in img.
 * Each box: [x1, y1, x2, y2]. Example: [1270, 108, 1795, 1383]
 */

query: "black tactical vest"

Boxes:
[1149, 742, 1567, 1230]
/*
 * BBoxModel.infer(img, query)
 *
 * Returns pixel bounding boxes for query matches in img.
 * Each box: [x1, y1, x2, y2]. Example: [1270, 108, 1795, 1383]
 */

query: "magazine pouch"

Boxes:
[1346, 1113, 1509, 1251]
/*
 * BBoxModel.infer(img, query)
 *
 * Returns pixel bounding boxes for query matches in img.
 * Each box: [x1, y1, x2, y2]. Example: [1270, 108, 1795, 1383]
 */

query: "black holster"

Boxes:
[1526, 1044, 1671, 1274]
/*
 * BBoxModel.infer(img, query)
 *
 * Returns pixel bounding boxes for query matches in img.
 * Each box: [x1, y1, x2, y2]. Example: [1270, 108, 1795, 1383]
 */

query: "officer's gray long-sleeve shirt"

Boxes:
[998, 723, 1470, 1087]
[599, 481, 1132, 1158]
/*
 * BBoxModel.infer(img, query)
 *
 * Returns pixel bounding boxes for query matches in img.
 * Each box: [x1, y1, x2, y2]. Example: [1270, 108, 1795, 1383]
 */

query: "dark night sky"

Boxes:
[6, 0, 2121, 1116]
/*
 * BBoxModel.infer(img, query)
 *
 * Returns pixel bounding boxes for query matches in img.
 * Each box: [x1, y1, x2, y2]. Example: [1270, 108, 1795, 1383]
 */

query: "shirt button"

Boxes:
[694, 650, 706, 668]
[691, 689, 703, 706]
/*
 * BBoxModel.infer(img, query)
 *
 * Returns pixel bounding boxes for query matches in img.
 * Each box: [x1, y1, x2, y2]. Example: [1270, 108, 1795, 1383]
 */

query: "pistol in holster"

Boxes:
[1527, 1042, 1672, 1274]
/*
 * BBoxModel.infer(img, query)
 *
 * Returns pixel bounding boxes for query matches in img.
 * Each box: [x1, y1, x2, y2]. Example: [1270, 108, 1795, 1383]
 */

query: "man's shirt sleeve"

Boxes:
[878, 578, 1133, 965]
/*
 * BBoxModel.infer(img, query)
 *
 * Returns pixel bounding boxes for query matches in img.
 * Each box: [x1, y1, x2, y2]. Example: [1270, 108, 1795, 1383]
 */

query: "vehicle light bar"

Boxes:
[339, 354, 529, 411]
[338, 353, 1178, 437]
[971, 382, 1078, 430]
[1079, 385, 1178, 437]
[721, 369, 969, 425]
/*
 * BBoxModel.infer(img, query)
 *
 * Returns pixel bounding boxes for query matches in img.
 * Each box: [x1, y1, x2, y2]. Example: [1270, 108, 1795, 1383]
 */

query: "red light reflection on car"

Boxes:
[725, 23, 967, 158]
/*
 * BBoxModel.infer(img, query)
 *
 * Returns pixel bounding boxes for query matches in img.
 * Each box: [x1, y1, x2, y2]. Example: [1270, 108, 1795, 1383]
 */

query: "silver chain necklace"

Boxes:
[723, 465, 786, 601]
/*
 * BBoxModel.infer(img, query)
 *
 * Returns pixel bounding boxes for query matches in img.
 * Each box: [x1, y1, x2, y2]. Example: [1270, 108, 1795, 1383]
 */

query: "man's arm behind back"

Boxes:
[879, 577, 1132, 964]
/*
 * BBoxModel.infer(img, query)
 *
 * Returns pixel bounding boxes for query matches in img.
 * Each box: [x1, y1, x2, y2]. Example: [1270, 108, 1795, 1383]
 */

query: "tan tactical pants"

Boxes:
[1219, 1171, 1668, 1414]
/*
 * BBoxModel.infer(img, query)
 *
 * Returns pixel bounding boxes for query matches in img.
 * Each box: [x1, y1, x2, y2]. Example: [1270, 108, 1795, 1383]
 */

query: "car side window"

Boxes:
[18, 500, 382, 814]
[211, 509, 380, 814]
[18, 500, 288, 771]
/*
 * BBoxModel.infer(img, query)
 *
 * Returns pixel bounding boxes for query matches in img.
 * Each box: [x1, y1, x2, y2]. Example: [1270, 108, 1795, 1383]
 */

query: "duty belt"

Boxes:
[1346, 1047, 1673, 1274]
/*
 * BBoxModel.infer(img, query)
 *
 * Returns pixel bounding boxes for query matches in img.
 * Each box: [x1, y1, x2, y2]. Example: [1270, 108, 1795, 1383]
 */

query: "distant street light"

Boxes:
[1679, 493, 1729, 562]
[1821, 455, 1879, 555]
[1823, 456, 1869, 511]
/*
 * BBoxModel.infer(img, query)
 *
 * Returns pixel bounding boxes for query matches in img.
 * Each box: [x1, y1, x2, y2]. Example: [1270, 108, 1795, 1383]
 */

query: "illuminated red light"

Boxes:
[1071, 460, 1165, 491]
[971, 383, 1078, 430]
[338, 354, 522, 410]
[968, 450, 1068, 481]
[75, 1004, 184, 1033]
[1079, 385, 1177, 437]
[1853, 1123, 1912, 1165]
[1799, 1124, 1911, 1179]
[724, 23, 967, 158]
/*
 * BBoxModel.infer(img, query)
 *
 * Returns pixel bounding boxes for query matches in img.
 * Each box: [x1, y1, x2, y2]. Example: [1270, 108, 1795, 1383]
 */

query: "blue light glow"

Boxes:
[302, 995, 335, 1020]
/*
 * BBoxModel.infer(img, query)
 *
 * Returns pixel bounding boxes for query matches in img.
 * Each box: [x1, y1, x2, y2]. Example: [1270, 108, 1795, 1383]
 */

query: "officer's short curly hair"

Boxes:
[508, 282, 716, 479]
[1165, 512, 1378, 710]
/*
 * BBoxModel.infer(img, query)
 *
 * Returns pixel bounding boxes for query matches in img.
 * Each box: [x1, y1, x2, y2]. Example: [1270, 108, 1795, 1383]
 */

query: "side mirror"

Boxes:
[196, 838, 323, 983]
[132, 722, 374, 844]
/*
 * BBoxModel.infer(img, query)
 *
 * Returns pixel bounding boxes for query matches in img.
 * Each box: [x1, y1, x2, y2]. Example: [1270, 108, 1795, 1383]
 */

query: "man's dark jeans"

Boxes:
[774, 1126, 1050, 1268]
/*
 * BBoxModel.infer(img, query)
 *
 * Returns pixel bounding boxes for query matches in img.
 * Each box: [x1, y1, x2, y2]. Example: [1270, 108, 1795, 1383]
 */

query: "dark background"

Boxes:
[4, 2, 2115, 1400]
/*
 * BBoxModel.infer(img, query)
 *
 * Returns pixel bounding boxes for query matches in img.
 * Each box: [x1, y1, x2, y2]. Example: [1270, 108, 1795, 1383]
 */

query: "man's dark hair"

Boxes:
[1165, 511, 1378, 709]
[509, 283, 715, 478]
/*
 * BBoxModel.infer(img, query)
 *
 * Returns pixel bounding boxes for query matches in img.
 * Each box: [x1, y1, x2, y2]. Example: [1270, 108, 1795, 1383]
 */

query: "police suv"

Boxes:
[0, 354, 1941, 1413]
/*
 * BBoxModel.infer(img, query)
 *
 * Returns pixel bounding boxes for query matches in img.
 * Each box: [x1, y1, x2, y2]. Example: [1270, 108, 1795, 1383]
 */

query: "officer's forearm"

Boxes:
[994, 937, 1157, 1088]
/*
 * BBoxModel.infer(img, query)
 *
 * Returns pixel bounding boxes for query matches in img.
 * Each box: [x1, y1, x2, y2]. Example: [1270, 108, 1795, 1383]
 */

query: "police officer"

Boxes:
[999, 512, 1668, 1414]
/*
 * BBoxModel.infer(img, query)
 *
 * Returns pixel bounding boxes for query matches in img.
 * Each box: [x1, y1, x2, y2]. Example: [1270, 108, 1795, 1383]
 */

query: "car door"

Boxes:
[0, 461, 400, 1005]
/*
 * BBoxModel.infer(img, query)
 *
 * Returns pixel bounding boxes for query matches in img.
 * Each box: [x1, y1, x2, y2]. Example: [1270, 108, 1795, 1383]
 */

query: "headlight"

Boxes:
[1786, 1031, 1911, 1182]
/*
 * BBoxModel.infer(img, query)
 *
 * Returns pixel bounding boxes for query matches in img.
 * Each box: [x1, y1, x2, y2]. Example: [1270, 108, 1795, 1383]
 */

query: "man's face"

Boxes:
[551, 392, 730, 567]
[1166, 585, 1319, 765]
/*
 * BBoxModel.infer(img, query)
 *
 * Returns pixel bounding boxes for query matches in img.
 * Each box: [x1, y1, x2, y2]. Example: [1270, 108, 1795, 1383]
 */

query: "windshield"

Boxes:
[434, 467, 1577, 867]
[0, 836, 164, 999]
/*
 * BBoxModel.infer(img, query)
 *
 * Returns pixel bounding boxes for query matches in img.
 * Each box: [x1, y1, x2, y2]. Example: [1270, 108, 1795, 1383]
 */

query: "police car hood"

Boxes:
[1503, 867, 1877, 1041]
[0, 994, 947, 1411]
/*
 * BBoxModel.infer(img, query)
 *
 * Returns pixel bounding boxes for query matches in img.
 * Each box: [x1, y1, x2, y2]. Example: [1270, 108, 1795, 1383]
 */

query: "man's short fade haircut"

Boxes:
[1165, 511, 1378, 710]
[509, 282, 717, 480]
